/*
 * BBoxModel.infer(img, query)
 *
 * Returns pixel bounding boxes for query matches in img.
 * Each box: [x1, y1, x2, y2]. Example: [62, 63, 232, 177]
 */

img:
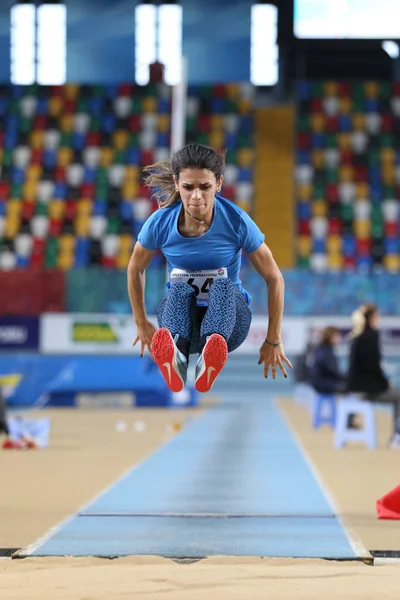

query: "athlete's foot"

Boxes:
[151, 328, 188, 393]
[195, 333, 228, 393]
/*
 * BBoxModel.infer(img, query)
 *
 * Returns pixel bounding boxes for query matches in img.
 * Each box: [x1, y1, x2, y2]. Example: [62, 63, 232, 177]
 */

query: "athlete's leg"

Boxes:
[151, 282, 196, 392]
[195, 278, 251, 392]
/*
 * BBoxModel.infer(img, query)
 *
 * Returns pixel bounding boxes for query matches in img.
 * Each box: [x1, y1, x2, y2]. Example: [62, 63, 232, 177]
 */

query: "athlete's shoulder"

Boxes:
[138, 201, 180, 249]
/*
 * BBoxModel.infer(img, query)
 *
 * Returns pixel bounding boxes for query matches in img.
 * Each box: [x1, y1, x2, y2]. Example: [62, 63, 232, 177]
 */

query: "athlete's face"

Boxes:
[175, 168, 223, 217]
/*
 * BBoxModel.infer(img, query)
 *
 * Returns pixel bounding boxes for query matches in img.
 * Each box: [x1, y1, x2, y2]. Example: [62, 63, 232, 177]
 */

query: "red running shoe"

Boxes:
[195, 334, 228, 393]
[151, 328, 188, 393]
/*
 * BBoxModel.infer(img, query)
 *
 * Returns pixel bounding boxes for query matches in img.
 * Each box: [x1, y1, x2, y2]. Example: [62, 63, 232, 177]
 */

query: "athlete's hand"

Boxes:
[258, 340, 292, 379]
[133, 320, 157, 357]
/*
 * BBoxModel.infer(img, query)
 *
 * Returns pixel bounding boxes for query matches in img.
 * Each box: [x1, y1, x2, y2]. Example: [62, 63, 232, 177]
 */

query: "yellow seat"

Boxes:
[23, 183, 38, 201]
[64, 83, 79, 99]
[0, 148, 3, 164]
[238, 98, 252, 115]
[327, 252, 343, 271]
[236, 148, 254, 168]
[141, 97, 157, 113]
[6, 199, 22, 217]
[297, 184, 312, 201]
[112, 130, 129, 151]
[327, 235, 342, 253]
[30, 130, 44, 149]
[311, 150, 324, 169]
[364, 81, 379, 99]
[380, 148, 395, 164]
[312, 201, 327, 217]
[59, 234, 76, 253]
[297, 236, 312, 257]
[60, 113, 73, 133]
[352, 113, 365, 131]
[122, 181, 139, 200]
[354, 219, 371, 238]
[225, 84, 240, 100]
[384, 254, 400, 272]
[310, 113, 325, 132]
[76, 199, 92, 217]
[58, 147, 73, 168]
[119, 234, 134, 253]
[338, 133, 351, 150]
[100, 147, 114, 168]
[48, 96, 63, 117]
[26, 164, 42, 181]
[355, 182, 370, 199]
[74, 215, 89, 237]
[116, 251, 131, 270]
[209, 131, 224, 149]
[124, 166, 140, 181]
[382, 166, 395, 186]
[5, 215, 20, 238]
[339, 165, 354, 182]
[324, 81, 338, 96]
[48, 199, 65, 219]
[211, 115, 224, 130]
[58, 250, 75, 271]
[339, 97, 352, 114]
[157, 114, 170, 133]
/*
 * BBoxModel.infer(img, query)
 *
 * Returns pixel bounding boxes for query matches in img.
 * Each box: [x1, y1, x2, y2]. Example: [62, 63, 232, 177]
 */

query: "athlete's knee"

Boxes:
[209, 277, 235, 295]
[169, 281, 196, 299]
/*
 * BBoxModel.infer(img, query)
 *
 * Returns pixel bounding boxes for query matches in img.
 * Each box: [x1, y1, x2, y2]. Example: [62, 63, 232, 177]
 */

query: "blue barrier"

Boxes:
[0, 354, 198, 409]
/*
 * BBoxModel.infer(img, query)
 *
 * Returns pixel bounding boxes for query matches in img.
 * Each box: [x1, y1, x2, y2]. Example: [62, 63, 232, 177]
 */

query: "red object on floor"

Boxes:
[377, 485, 400, 519]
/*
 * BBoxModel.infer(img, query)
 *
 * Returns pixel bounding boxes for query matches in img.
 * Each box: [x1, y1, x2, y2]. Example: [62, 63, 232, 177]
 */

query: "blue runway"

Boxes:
[20, 383, 361, 559]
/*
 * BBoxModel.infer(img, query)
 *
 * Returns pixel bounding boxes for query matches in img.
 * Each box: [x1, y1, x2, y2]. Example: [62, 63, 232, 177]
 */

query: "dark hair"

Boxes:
[143, 143, 226, 208]
[320, 326, 340, 346]
[363, 303, 378, 329]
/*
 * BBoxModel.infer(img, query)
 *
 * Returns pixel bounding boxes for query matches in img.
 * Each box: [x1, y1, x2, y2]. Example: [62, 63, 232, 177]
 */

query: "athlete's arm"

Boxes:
[127, 242, 157, 355]
[248, 242, 284, 342]
[248, 242, 292, 378]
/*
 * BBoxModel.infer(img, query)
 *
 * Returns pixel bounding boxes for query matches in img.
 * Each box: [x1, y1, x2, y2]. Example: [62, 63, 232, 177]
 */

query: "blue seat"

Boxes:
[334, 395, 377, 449]
[297, 81, 311, 100]
[88, 98, 103, 115]
[312, 238, 326, 253]
[120, 201, 132, 221]
[83, 167, 96, 184]
[102, 113, 116, 133]
[36, 97, 48, 115]
[312, 393, 336, 429]
[297, 202, 312, 220]
[43, 150, 57, 169]
[126, 147, 140, 165]
[12, 167, 25, 184]
[311, 133, 325, 148]
[158, 98, 170, 114]
[339, 115, 352, 132]
[225, 132, 237, 150]
[92, 200, 107, 216]
[54, 183, 66, 198]
[71, 132, 86, 151]
[16, 256, 29, 268]
[156, 132, 169, 148]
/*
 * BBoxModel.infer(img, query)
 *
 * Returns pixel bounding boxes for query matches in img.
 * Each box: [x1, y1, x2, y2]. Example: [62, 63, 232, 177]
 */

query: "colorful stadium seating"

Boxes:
[0, 83, 255, 272]
[296, 81, 400, 272]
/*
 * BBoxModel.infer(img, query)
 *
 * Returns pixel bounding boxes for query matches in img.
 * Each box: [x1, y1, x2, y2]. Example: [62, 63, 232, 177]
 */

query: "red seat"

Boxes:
[356, 238, 372, 255]
[87, 132, 101, 146]
[128, 116, 141, 133]
[328, 218, 342, 235]
[310, 99, 323, 112]
[119, 83, 134, 96]
[65, 200, 77, 220]
[21, 201, 36, 220]
[0, 181, 10, 199]
[298, 220, 310, 235]
[31, 149, 44, 164]
[101, 256, 116, 268]
[80, 183, 95, 198]
[384, 221, 398, 237]
[49, 219, 63, 236]
[198, 115, 211, 133]
[34, 115, 47, 129]
[54, 167, 66, 183]
[297, 132, 311, 151]
[326, 184, 339, 203]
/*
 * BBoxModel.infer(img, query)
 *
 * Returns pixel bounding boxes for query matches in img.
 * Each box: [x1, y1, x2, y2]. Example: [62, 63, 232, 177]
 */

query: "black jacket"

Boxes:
[347, 328, 389, 395]
[311, 343, 344, 394]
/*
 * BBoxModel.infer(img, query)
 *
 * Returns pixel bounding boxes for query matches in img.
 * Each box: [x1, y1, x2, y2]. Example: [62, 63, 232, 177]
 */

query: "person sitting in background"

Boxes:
[347, 303, 400, 449]
[311, 326, 346, 395]
[294, 339, 314, 386]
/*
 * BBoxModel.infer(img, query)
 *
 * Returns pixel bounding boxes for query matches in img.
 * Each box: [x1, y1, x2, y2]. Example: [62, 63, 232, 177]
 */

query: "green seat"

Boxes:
[313, 182, 324, 199]
[225, 149, 236, 165]
[114, 150, 125, 164]
[107, 217, 120, 234]
[380, 134, 394, 148]
[326, 168, 338, 183]
[340, 204, 353, 220]
[11, 183, 22, 198]
[186, 116, 197, 133]
[326, 134, 337, 149]
[36, 202, 48, 216]
[77, 98, 88, 112]
[311, 82, 323, 97]
[90, 116, 100, 131]
[371, 222, 383, 238]
[368, 149, 379, 166]
[20, 117, 32, 134]
[297, 256, 310, 268]
[383, 185, 396, 199]
[128, 134, 139, 146]
[60, 132, 72, 146]
[2, 149, 13, 167]
[45, 254, 58, 268]
[380, 82, 391, 100]
[46, 237, 59, 255]
[298, 114, 310, 132]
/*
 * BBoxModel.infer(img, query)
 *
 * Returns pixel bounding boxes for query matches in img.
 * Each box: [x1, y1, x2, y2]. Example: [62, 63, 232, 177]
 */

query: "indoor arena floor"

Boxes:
[1, 366, 400, 598]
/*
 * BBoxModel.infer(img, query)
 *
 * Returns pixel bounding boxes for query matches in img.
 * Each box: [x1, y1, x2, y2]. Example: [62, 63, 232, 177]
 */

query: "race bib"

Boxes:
[170, 268, 228, 302]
